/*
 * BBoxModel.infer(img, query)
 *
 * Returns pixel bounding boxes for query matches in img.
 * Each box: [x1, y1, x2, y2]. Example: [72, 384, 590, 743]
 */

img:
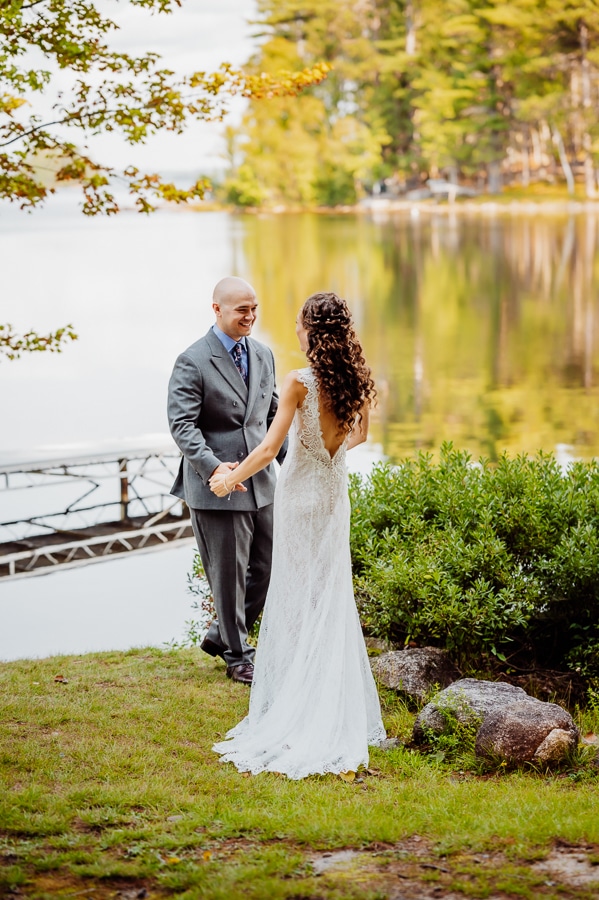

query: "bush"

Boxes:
[222, 164, 266, 207]
[350, 444, 599, 673]
[312, 161, 357, 206]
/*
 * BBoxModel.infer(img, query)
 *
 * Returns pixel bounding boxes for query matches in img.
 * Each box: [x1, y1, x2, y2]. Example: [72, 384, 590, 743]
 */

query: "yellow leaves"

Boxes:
[240, 63, 333, 100]
[165, 850, 212, 865]
[338, 767, 382, 783]
[188, 62, 332, 101]
[0, 93, 27, 114]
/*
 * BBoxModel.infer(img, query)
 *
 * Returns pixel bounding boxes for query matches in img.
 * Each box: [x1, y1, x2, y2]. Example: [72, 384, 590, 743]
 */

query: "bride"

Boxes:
[209, 291, 385, 779]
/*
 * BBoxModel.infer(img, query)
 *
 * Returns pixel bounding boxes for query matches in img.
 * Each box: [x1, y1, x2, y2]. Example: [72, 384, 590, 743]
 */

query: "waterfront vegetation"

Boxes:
[223, 0, 599, 207]
[1, 648, 599, 899]
[350, 447, 599, 678]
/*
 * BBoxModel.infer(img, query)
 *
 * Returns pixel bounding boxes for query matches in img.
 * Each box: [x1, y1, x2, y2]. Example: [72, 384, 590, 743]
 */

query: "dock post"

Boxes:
[119, 458, 129, 520]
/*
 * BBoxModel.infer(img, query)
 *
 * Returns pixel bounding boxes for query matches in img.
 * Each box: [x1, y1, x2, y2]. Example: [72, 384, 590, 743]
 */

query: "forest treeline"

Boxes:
[222, 0, 599, 207]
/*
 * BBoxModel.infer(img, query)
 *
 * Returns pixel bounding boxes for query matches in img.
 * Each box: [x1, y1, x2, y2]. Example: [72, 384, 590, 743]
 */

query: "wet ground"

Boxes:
[3, 836, 599, 899]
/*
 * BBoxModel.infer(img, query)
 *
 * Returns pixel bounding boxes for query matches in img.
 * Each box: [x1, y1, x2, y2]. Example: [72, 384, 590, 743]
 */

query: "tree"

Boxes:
[222, 1, 389, 208]
[0, 0, 329, 358]
[514, 0, 599, 196]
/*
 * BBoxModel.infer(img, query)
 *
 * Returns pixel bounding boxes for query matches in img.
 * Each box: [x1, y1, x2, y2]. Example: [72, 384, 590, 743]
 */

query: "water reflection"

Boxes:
[234, 212, 599, 462]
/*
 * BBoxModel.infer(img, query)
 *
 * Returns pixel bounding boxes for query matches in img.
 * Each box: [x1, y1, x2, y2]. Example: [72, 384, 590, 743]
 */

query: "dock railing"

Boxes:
[0, 445, 193, 579]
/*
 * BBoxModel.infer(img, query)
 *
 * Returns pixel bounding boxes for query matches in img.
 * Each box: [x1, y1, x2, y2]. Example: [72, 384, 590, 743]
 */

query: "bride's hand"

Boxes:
[209, 470, 248, 497]
[210, 473, 232, 497]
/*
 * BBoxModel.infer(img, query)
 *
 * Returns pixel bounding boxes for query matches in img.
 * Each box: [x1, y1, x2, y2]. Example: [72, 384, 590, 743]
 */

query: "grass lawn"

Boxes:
[1, 647, 599, 899]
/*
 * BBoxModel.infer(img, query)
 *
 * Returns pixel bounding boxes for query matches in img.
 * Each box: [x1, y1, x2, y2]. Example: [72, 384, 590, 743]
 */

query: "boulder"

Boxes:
[475, 700, 579, 764]
[413, 678, 528, 742]
[370, 647, 461, 702]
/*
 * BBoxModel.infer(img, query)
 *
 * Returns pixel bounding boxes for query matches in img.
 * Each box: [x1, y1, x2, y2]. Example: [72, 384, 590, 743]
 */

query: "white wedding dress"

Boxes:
[213, 367, 386, 779]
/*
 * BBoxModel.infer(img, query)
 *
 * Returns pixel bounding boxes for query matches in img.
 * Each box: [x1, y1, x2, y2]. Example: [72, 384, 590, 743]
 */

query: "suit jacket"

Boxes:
[167, 328, 286, 511]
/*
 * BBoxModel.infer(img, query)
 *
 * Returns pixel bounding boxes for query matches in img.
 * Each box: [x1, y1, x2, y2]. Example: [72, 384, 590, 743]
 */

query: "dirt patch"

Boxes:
[307, 838, 599, 899]
[3, 837, 599, 898]
[1, 872, 157, 899]
[531, 841, 599, 888]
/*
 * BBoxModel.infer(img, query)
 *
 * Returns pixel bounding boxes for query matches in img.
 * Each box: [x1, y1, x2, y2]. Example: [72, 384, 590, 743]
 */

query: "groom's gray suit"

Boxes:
[168, 327, 285, 668]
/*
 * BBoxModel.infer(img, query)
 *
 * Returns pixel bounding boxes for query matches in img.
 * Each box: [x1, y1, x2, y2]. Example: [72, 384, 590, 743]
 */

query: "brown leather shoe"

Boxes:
[226, 663, 254, 684]
[200, 636, 225, 660]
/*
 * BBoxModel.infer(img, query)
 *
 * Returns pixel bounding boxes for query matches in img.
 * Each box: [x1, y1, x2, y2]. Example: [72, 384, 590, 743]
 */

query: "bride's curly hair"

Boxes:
[300, 292, 376, 434]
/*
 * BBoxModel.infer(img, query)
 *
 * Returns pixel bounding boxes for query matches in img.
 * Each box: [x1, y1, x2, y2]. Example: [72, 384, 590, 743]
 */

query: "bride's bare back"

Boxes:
[295, 380, 346, 459]
[297, 376, 367, 459]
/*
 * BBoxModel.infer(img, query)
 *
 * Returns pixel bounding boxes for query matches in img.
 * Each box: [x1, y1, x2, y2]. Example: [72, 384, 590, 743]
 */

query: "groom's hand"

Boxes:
[210, 462, 238, 478]
[209, 461, 248, 496]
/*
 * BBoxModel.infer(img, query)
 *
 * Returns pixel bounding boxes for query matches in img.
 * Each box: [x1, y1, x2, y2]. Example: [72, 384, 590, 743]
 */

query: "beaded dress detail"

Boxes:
[213, 367, 386, 779]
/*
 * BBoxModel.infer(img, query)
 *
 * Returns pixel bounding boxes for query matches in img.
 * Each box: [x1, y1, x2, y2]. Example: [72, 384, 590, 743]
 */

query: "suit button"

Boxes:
[243, 425, 247, 430]
[261, 392, 266, 398]
[258, 420, 263, 425]
[237, 452, 244, 459]
[233, 401, 238, 406]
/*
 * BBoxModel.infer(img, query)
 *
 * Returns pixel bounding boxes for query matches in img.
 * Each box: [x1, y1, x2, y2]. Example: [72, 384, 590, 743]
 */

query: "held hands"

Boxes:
[209, 461, 248, 497]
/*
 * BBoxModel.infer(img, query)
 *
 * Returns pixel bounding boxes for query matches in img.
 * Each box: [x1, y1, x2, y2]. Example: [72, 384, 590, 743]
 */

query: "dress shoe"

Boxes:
[200, 636, 225, 660]
[226, 663, 254, 684]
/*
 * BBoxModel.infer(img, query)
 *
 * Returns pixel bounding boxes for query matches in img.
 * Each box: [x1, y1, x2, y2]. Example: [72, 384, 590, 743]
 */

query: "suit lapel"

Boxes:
[206, 329, 248, 402]
[244, 338, 261, 421]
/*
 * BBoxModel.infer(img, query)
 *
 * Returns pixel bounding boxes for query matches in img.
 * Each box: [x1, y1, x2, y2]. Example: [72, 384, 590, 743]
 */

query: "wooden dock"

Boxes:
[0, 446, 193, 580]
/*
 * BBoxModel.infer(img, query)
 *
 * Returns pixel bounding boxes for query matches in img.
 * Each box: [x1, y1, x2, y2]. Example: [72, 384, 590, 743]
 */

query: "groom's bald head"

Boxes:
[212, 276, 258, 340]
[213, 276, 255, 307]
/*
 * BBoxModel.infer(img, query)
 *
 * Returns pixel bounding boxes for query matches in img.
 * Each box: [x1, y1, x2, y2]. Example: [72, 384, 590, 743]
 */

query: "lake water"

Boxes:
[2, 196, 598, 660]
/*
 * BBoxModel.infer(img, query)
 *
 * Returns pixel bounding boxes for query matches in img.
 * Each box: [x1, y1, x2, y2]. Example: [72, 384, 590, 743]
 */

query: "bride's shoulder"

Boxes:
[291, 366, 314, 384]
[280, 369, 310, 404]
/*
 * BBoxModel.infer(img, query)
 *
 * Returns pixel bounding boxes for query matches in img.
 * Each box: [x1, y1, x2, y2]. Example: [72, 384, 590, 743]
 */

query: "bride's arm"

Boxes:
[346, 402, 370, 451]
[210, 372, 305, 497]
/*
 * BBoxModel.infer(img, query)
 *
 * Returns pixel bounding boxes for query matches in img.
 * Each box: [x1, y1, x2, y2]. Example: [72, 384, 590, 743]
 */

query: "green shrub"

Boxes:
[222, 165, 266, 207]
[312, 161, 357, 206]
[350, 444, 599, 673]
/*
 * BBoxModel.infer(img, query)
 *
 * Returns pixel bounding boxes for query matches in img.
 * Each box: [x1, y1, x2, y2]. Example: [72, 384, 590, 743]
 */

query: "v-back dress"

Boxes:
[212, 367, 385, 779]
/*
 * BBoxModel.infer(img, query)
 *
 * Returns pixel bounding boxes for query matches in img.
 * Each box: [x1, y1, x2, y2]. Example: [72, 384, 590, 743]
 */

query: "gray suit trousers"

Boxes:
[190, 505, 274, 667]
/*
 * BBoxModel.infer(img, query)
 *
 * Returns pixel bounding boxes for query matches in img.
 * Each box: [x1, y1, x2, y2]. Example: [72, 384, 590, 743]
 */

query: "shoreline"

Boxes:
[188, 195, 599, 217]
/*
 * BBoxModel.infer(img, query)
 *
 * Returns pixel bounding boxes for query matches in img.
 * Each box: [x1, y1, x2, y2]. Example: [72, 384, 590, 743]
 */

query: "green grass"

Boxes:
[1, 648, 598, 899]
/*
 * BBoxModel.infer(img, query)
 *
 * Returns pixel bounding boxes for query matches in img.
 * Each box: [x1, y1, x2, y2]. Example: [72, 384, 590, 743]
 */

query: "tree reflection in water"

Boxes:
[240, 211, 599, 462]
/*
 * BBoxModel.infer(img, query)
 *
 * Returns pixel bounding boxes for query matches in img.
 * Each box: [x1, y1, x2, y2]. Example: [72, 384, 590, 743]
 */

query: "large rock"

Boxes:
[370, 647, 461, 702]
[413, 678, 528, 742]
[475, 700, 579, 764]
[412, 678, 579, 765]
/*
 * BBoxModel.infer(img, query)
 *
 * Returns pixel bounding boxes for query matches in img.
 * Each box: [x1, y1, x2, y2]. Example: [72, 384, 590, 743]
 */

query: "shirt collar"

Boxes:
[212, 323, 247, 353]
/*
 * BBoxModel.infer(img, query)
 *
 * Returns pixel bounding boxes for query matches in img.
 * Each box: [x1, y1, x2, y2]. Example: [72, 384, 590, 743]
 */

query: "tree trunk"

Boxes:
[580, 23, 592, 108]
[583, 132, 596, 198]
[552, 126, 575, 196]
[521, 130, 530, 187]
[405, 1, 416, 55]
[531, 127, 542, 178]
[579, 23, 595, 198]
[488, 160, 502, 194]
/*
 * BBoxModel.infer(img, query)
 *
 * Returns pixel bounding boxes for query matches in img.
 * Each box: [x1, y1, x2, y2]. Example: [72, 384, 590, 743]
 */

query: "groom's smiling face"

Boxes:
[214, 291, 258, 341]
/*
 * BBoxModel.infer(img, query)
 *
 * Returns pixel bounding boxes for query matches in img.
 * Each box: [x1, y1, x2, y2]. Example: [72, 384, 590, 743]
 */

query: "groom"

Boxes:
[167, 276, 286, 684]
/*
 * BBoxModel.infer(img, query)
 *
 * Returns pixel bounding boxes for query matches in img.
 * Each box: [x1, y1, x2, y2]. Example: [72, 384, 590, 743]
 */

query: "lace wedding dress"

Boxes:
[213, 367, 386, 779]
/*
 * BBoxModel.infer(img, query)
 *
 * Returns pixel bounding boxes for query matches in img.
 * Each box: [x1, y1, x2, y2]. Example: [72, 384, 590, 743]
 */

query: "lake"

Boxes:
[2, 196, 598, 659]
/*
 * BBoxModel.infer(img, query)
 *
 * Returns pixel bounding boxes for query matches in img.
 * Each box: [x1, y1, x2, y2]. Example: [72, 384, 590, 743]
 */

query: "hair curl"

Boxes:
[300, 292, 376, 435]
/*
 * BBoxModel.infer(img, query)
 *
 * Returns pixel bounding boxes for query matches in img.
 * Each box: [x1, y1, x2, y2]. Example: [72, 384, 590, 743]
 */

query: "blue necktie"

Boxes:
[231, 342, 248, 385]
